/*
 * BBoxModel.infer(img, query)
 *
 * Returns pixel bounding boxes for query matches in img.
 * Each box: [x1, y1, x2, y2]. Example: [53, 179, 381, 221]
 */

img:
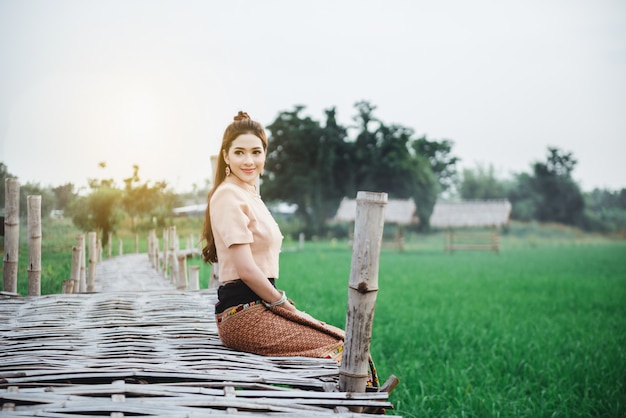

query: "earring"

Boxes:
[225, 166, 231, 176]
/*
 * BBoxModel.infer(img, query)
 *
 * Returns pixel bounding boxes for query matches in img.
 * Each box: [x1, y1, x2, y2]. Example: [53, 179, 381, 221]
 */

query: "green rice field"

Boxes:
[276, 238, 626, 417]
[3, 220, 626, 417]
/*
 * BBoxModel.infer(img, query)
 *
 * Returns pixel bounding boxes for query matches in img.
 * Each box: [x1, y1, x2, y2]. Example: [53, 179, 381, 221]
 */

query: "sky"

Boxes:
[1, 0, 625, 194]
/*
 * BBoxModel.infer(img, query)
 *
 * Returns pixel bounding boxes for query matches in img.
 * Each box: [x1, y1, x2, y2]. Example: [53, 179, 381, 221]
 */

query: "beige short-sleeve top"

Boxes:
[210, 177, 283, 283]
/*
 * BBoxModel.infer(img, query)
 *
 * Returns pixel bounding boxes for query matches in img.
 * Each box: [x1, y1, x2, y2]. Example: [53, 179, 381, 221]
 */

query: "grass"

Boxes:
[277, 240, 626, 417]
[2, 219, 625, 417]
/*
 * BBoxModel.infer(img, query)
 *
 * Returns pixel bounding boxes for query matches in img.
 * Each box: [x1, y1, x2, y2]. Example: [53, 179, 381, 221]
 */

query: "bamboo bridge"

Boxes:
[0, 280, 395, 416]
[1, 182, 399, 417]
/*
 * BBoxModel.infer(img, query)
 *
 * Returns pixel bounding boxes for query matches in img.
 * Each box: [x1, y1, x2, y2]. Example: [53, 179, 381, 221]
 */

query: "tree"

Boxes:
[371, 123, 417, 198]
[581, 188, 626, 232]
[459, 164, 508, 200]
[341, 102, 440, 231]
[532, 147, 584, 225]
[69, 163, 123, 247]
[351, 101, 380, 194]
[19, 182, 56, 218]
[507, 172, 541, 221]
[263, 106, 327, 237]
[52, 183, 77, 212]
[121, 165, 168, 231]
[0, 162, 16, 207]
[264, 102, 445, 234]
[411, 154, 439, 231]
[507, 147, 585, 225]
[412, 137, 459, 194]
[263, 106, 354, 238]
[68, 185, 123, 247]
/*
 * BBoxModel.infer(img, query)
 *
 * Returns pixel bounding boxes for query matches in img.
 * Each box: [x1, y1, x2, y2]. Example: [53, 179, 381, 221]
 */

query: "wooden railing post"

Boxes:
[162, 228, 169, 277]
[70, 244, 82, 294]
[168, 226, 178, 283]
[339, 191, 387, 399]
[27, 195, 42, 296]
[80, 234, 87, 289]
[177, 254, 188, 290]
[188, 265, 200, 291]
[74, 234, 85, 293]
[147, 230, 154, 268]
[87, 232, 97, 292]
[3, 178, 20, 293]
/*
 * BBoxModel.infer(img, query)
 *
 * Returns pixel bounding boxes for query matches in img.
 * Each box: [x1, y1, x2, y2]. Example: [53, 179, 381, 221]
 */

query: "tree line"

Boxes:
[1, 100, 625, 240]
[262, 102, 625, 237]
[0, 162, 182, 247]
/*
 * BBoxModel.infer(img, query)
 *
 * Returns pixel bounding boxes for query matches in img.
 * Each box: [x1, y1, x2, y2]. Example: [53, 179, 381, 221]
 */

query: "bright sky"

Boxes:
[1, 0, 625, 193]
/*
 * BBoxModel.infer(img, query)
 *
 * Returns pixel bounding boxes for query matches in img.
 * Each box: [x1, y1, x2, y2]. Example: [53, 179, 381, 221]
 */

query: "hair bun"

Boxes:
[234, 111, 251, 121]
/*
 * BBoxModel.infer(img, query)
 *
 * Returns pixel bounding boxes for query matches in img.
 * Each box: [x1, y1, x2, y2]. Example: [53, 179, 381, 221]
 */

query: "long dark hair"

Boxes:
[201, 111, 268, 263]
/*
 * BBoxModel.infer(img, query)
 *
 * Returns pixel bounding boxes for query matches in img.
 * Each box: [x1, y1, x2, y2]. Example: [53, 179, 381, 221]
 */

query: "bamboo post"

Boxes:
[118, 238, 123, 256]
[97, 239, 102, 262]
[62, 280, 74, 294]
[74, 235, 86, 292]
[70, 245, 82, 294]
[155, 236, 160, 269]
[188, 265, 200, 291]
[168, 226, 177, 283]
[87, 232, 97, 292]
[27, 195, 42, 296]
[147, 230, 154, 267]
[80, 234, 86, 289]
[162, 228, 169, 277]
[190, 233, 196, 253]
[108, 232, 112, 259]
[177, 254, 188, 290]
[339, 191, 387, 399]
[3, 178, 20, 293]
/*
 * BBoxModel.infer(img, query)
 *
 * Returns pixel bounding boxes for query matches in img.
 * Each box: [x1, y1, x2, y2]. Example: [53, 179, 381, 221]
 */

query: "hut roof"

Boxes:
[333, 197, 418, 225]
[429, 200, 512, 228]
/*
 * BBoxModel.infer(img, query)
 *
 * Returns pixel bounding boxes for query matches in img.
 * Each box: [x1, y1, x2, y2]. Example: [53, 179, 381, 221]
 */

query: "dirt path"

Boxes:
[94, 253, 176, 292]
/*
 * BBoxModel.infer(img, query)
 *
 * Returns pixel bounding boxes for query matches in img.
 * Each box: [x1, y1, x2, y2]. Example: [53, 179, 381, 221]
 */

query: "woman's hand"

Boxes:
[280, 299, 298, 313]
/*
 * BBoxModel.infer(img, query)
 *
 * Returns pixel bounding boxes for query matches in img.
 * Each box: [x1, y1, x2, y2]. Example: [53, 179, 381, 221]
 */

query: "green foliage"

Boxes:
[264, 106, 357, 238]
[67, 185, 124, 247]
[412, 136, 459, 193]
[52, 183, 78, 211]
[459, 164, 508, 200]
[18, 182, 56, 218]
[0, 162, 15, 208]
[12, 218, 79, 295]
[509, 147, 584, 226]
[263, 102, 448, 235]
[122, 164, 171, 231]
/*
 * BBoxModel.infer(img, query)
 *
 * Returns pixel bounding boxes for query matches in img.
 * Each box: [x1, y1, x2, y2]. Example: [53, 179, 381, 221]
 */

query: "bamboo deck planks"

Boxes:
[0, 290, 396, 416]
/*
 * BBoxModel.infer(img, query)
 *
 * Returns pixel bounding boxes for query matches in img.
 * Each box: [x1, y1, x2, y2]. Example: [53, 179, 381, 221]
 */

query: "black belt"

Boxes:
[215, 278, 276, 314]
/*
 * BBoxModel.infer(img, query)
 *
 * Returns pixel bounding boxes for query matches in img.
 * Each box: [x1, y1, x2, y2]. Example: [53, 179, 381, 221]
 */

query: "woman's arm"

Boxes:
[228, 243, 297, 313]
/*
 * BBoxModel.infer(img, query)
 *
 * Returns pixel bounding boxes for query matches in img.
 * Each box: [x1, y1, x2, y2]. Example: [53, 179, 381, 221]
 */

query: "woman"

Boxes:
[201, 111, 378, 388]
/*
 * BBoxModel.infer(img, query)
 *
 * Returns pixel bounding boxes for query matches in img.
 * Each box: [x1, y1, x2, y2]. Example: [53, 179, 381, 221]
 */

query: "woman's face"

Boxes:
[223, 133, 266, 186]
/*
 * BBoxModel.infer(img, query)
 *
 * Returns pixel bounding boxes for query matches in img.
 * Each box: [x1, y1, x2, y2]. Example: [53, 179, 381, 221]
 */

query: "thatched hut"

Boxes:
[430, 200, 512, 252]
[334, 197, 418, 249]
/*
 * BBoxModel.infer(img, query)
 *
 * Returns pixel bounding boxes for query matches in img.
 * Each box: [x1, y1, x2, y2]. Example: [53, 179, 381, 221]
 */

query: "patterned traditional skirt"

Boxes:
[215, 291, 379, 388]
